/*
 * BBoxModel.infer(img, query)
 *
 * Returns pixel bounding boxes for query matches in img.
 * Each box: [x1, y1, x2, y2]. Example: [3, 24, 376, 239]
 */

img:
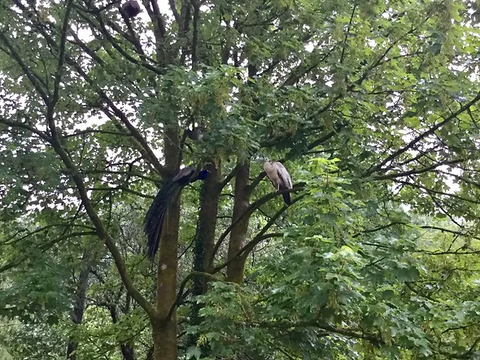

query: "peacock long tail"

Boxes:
[144, 179, 181, 258]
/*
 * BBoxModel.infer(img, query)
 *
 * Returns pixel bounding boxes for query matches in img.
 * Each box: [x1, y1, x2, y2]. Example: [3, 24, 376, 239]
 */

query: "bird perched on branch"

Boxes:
[144, 166, 209, 258]
[120, 0, 141, 18]
[185, 126, 204, 141]
[263, 160, 293, 205]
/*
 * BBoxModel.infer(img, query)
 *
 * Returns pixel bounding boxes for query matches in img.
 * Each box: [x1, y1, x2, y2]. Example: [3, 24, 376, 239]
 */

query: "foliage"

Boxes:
[2, 0, 480, 359]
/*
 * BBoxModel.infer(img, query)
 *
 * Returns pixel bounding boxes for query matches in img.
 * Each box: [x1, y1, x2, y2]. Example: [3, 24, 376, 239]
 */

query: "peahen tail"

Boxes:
[144, 179, 181, 258]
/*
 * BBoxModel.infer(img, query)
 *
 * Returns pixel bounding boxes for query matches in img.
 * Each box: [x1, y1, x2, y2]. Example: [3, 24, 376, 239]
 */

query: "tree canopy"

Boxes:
[2, 0, 480, 359]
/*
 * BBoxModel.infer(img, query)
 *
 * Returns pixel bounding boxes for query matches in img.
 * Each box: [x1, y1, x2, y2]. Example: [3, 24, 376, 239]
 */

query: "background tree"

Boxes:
[2, 0, 480, 359]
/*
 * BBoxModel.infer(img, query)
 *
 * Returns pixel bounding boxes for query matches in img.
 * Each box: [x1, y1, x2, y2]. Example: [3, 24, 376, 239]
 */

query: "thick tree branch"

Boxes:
[305, 126, 344, 153]
[339, 3, 357, 65]
[253, 319, 383, 345]
[39, 78, 156, 317]
[117, 5, 146, 56]
[220, 166, 238, 189]
[0, 117, 51, 142]
[353, 222, 406, 238]
[52, 140, 156, 317]
[0, 231, 96, 274]
[51, 0, 74, 107]
[393, 179, 480, 205]
[166, 271, 217, 321]
[76, 2, 149, 60]
[67, 28, 106, 65]
[372, 158, 465, 181]
[282, 47, 337, 87]
[0, 32, 49, 103]
[366, 91, 480, 176]
[190, 0, 200, 69]
[1, 221, 94, 246]
[211, 185, 304, 262]
[85, 11, 163, 75]
[350, 20, 424, 90]
[63, 128, 130, 138]
[356, 222, 480, 250]
[6, 6, 167, 179]
[149, 0, 167, 36]
[65, 62, 168, 177]
[168, 0, 181, 25]
[213, 196, 305, 274]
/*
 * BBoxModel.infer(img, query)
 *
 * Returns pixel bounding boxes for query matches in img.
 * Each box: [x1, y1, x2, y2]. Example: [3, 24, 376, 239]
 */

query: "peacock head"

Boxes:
[197, 169, 210, 180]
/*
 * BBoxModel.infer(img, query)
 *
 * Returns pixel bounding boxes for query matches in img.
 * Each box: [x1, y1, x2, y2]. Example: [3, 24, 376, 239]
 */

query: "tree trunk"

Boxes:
[153, 196, 180, 360]
[66, 256, 90, 360]
[120, 293, 136, 360]
[146, 347, 154, 360]
[194, 162, 221, 283]
[188, 162, 221, 348]
[227, 161, 251, 283]
[152, 125, 180, 360]
[108, 304, 136, 360]
[120, 344, 136, 360]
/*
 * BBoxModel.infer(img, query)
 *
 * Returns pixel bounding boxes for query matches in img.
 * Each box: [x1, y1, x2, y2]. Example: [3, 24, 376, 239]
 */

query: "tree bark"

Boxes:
[224, 64, 258, 284]
[152, 124, 180, 360]
[227, 161, 251, 283]
[194, 162, 221, 280]
[188, 162, 221, 348]
[153, 196, 180, 360]
[108, 303, 136, 360]
[120, 345, 136, 360]
[146, 0, 183, 355]
[66, 255, 90, 360]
